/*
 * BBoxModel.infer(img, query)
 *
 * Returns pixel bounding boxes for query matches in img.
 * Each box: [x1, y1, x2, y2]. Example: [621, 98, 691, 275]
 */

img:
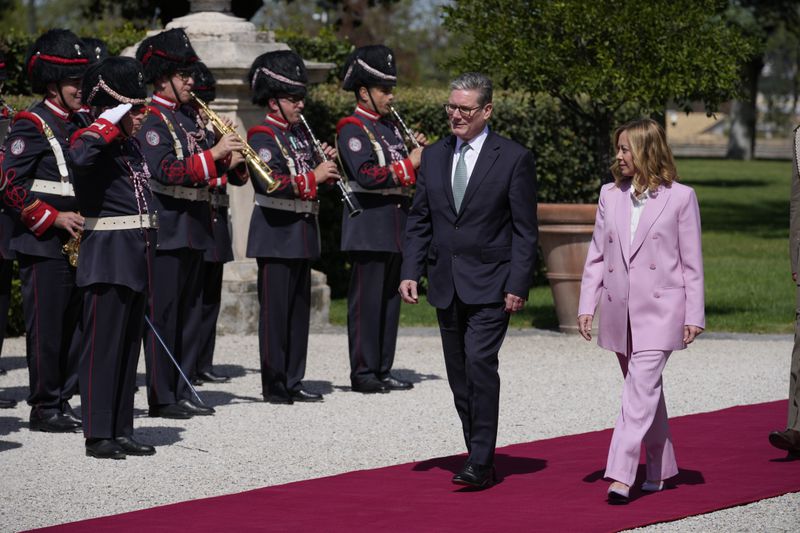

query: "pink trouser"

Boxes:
[604, 347, 679, 486]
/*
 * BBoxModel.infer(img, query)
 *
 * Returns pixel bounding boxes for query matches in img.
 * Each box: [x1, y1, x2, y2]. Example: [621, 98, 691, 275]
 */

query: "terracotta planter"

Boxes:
[537, 203, 597, 334]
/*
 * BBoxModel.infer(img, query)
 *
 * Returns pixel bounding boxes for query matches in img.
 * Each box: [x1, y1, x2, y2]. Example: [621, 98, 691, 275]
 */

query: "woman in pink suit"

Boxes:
[577, 118, 705, 504]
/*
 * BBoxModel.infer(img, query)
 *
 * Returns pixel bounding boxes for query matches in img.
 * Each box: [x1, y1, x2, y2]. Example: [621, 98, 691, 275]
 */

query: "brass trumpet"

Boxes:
[190, 92, 278, 193]
[390, 105, 421, 149]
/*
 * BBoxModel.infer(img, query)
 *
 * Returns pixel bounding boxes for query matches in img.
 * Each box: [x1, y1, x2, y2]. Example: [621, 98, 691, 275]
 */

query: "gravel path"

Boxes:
[0, 328, 798, 532]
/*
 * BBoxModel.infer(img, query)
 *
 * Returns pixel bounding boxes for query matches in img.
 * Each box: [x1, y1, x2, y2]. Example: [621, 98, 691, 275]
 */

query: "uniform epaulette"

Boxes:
[12, 111, 44, 133]
[147, 105, 164, 120]
[336, 116, 364, 134]
[248, 125, 274, 141]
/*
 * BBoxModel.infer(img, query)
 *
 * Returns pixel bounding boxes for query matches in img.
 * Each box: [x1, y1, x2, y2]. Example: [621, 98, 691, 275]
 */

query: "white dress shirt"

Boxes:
[630, 188, 651, 244]
[451, 127, 490, 188]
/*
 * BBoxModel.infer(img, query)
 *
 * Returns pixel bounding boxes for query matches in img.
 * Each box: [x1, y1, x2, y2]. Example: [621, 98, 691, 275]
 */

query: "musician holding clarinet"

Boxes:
[246, 50, 337, 404]
[337, 45, 427, 394]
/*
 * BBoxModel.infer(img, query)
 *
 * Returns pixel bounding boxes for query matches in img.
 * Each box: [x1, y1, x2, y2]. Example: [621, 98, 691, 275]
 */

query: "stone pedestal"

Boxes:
[124, 1, 334, 334]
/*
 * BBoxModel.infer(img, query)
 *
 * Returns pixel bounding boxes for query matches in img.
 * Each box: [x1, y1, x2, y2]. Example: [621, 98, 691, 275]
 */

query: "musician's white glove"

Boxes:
[98, 103, 132, 125]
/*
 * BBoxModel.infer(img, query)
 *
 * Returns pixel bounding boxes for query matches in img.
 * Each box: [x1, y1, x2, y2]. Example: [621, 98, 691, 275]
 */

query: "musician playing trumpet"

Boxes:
[337, 45, 427, 394]
[246, 50, 337, 404]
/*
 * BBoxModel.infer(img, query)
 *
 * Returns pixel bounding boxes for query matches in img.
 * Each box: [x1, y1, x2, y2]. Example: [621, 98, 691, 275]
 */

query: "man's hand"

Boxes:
[229, 150, 245, 168]
[98, 103, 132, 125]
[399, 279, 419, 304]
[683, 325, 704, 344]
[413, 132, 428, 147]
[320, 142, 337, 160]
[210, 133, 244, 161]
[504, 292, 525, 314]
[409, 146, 424, 168]
[54, 211, 85, 239]
[313, 161, 340, 184]
[577, 314, 593, 341]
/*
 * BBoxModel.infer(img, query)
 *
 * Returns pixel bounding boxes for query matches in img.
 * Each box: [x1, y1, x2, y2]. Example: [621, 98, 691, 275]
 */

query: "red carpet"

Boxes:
[36, 401, 800, 532]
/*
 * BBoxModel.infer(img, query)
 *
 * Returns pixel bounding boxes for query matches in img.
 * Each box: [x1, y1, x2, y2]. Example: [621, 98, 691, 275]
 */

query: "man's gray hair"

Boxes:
[449, 72, 493, 106]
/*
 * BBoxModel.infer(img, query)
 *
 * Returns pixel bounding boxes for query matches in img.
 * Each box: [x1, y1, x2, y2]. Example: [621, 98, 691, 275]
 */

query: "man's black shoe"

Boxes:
[380, 375, 414, 391]
[351, 378, 389, 394]
[769, 428, 800, 455]
[290, 389, 323, 402]
[198, 370, 230, 383]
[452, 461, 495, 489]
[85, 438, 126, 459]
[148, 403, 193, 419]
[192, 377, 204, 386]
[115, 436, 156, 456]
[0, 397, 16, 409]
[177, 398, 215, 416]
[30, 409, 81, 433]
[264, 393, 293, 405]
[61, 401, 82, 424]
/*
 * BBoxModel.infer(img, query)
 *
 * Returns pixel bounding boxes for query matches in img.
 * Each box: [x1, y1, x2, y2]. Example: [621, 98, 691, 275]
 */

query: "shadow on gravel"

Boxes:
[192, 390, 263, 408]
[392, 368, 443, 384]
[135, 425, 186, 446]
[302, 380, 335, 395]
[414, 452, 547, 486]
[0, 356, 26, 372]
[583, 466, 705, 502]
[0, 385, 27, 402]
[0, 440, 22, 452]
[211, 364, 253, 379]
[0, 415, 24, 438]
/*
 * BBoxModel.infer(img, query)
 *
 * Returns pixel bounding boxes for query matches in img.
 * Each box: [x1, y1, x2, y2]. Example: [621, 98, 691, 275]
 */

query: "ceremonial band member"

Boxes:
[135, 29, 241, 419]
[70, 57, 156, 459]
[247, 50, 337, 404]
[190, 61, 248, 385]
[0, 30, 91, 432]
[0, 50, 17, 409]
[400, 73, 538, 489]
[337, 45, 426, 394]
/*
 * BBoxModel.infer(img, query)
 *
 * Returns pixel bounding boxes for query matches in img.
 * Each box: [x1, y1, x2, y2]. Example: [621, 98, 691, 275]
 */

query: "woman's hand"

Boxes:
[577, 314, 593, 341]
[684, 325, 704, 344]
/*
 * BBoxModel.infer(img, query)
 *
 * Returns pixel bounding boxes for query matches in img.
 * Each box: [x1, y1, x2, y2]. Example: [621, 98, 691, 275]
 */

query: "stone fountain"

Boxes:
[124, 0, 334, 333]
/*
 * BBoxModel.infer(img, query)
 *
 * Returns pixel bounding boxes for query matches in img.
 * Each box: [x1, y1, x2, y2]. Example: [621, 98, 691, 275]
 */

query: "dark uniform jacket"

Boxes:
[70, 116, 156, 293]
[195, 124, 248, 263]
[246, 113, 320, 260]
[134, 93, 225, 252]
[0, 99, 81, 259]
[337, 104, 415, 253]
[0, 104, 15, 261]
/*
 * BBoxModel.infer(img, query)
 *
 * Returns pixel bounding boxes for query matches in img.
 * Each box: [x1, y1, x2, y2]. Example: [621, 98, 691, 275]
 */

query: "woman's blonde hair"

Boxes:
[610, 118, 679, 194]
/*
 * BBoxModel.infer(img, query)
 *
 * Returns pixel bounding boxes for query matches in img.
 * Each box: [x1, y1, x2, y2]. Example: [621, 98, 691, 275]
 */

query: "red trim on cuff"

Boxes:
[392, 158, 416, 187]
[21, 199, 57, 236]
[186, 150, 218, 184]
[208, 174, 228, 189]
[81, 118, 121, 144]
[294, 171, 318, 200]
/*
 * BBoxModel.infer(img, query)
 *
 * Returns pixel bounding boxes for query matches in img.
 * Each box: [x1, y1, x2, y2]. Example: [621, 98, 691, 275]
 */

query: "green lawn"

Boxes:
[331, 158, 795, 333]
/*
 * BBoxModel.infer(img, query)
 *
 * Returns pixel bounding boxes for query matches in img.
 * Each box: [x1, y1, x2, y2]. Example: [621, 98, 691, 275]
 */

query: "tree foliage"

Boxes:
[443, 0, 756, 185]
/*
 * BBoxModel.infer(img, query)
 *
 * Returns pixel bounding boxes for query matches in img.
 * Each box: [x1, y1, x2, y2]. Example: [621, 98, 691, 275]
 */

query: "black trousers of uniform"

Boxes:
[195, 261, 223, 376]
[17, 253, 82, 413]
[0, 258, 13, 357]
[80, 284, 145, 439]
[347, 251, 401, 384]
[436, 294, 510, 467]
[143, 248, 203, 406]
[257, 257, 311, 398]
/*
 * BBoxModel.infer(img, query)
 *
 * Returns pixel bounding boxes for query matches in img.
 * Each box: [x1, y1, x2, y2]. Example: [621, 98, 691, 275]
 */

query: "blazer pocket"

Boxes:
[480, 246, 511, 263]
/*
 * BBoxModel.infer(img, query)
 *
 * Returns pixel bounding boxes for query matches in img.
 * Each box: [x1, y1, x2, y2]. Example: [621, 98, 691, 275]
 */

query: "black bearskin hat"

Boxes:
[82, 57, 147, 108]
[248, 50, 307, 107]
[136, 28, 198, 84]
[341, 45, 396, 91]
[0, 50, 8, 82]
[82, 38, 110, 62]
[191, 61, 216, 102]
[25, 29, 92, 94]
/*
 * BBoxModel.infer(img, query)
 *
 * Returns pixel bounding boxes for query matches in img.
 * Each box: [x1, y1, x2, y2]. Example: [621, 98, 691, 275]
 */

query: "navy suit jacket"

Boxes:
[401, 130, 538, 308]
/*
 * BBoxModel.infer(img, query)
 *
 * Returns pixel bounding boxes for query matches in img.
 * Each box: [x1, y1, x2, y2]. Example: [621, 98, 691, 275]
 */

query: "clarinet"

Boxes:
[298, 114, 362, 218]
[390, 105, 421, 149]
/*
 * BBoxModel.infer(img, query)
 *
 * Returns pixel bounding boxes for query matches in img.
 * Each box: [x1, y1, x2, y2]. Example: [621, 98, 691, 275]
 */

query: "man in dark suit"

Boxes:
[399, 72, 538, 489]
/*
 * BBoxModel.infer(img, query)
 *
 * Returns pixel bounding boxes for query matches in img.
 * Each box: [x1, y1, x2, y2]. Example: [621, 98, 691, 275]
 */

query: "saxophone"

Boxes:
[190, 92, 279, 193]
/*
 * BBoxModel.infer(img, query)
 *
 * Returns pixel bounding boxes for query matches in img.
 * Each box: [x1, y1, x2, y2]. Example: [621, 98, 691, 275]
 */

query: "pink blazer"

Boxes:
[578, 181, 705, 353]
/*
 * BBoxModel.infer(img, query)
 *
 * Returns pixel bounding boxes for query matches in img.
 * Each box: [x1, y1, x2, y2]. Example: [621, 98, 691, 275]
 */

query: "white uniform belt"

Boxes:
[348, 182, 411, 197]
[30, 179, 75, 197]
[254, 194, 319, 215]
[84, 213, 159, 231]
[210, 193, 230, 208]
[149, 181, 209, 202]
